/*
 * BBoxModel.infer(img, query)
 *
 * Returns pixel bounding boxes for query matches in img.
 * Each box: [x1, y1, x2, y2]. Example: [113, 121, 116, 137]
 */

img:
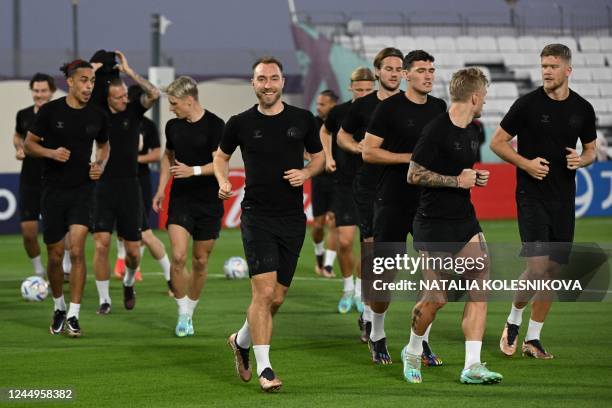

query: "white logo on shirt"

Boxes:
[56, 121, 64, 129]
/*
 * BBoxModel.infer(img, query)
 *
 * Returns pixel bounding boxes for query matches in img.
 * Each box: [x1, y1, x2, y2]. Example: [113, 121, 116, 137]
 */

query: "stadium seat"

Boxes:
[435, 36, 456, 52]
[456, 36, 479, 52]
[435, 53, 465, 68]
[591, 67, 612, 82]
[536, 36, 556, 50]
[597, 113, 612, 126]
[415, 36, 437, 51]
[486, 99, 513, 115]
[571, 53, 588, 66]
[489, 82, 519, 99]
[599, 83, 612, 97]
[477, 36, 498, 52]
[435, 68, 454, 82]
[395, 36, 416, 52]
[571, 69, 592, 83]
[590, 98, 610, 114]
[599, 37, 612, 52]
[557, 36, 578, 52]
[518, 36, 539, 52]
[529, 68, 542, 84]
[579, 36, 600, 52]
[572, 83, 600, 97]
[363, 35, 395, 52]
[503, 52, 538, 67]
[497, 36, 519, 52]
[583, 53, 606, 66]
[465, 52, 503, 64]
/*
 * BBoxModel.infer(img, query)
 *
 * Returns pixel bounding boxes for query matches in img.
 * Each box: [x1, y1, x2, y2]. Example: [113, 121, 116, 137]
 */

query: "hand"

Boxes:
[325, 158, 337, 173]
[523, 157, 550, 180]
[353, 140, 364, 154]
[152, 191, 165, 213]
[218, 179, 233, 200]
[50, 147, 70, 162]
[137, 155, 145, 164]
[457, 168, 477, 189]
[284, 169, 309, 187]
[475, 169, 490, 187]
[169, 160, 193, 178]
[114, 50, 132, 75]
[89, 162, 104, 180]
[15, 148, 25, 160]
[565, 147, 581, 170]
[91, 62, 103, 72]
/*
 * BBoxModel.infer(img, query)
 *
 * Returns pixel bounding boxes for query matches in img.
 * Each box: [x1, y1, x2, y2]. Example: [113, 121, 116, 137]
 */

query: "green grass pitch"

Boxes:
[1, 218, 611, 407]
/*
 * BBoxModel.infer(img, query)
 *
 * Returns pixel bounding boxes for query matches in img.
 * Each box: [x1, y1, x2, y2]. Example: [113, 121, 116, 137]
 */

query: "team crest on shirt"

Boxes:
[453, 141, 463, 151]
[122, 119, 130, 129]
[540, 114, 551, 124]
[569, 115, 583, 130]
[406, 118, 415, 127]
[470, 140, 479, 154]
[287, 126, 303, 140]
[253, 130, 263, 139]
[56, 121, 64, 129]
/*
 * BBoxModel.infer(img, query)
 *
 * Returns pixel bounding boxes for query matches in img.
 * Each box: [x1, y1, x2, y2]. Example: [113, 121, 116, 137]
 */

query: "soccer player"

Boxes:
[322, 67, 375, 339]
[152, 76, 224, 337]
[337, 47, 402, 348]
[363, 50, 446, 366]
[312, 89, 339, 278]
[401, 67, 503, 385]
[490, 44, 596, 359]
[114, 85, 173, 297]
[92, 51, 161, 314]
[215, 57, 324, 392]
[24, 60, 110, 337]
[13, 73, 56, 277]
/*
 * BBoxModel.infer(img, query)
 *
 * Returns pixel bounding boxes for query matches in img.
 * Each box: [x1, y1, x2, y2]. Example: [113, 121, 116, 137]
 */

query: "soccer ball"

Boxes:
[21, 276, 49, 302]
[224, 257, 248, 280]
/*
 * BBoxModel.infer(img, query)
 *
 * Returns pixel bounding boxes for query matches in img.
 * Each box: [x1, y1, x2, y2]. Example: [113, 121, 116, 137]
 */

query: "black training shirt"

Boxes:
[137, 116, 160, 177]
[325, 100, 354, 186]
[15, 105, 43, 187]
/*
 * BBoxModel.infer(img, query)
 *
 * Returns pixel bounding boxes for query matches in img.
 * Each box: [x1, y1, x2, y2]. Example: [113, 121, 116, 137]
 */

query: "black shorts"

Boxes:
[353, 176, 375, 240]
[517, 193, 575, 264]
[333, 183, 359, 227]
[311, 174, 335, 217]
[18, 183, 41, 222]
[167, 196, 222, 241]
[139, 174, 153, 231]
[413, 214, 482, 255]
[240, 212, 306, 287]
[93, 178, 143, 241]
[40, 183, 94, 244]
[373, 200, 416, 243]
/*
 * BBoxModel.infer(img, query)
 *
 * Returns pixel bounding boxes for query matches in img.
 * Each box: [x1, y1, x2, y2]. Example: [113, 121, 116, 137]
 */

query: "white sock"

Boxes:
[63, 250, 72, 274]
[236, 319, 251, 349]
[343, 277, 355, 295]
[464, 340, 482, 369]
[95, 280, 111, 305]
[314, 241, 324, 256]
[423, 323, 432, 343]
[324, 249, 337, 267]
[354, 277, 362, 298]
[53, 295, 66, 311]
[117, 240, 126, 259]
[507, 304, 525, 326]
[525, 319, 544, 342]
[186, 297, 199, 318]
[406, 329, 424, 356]
[159, 255, 171, 281]
[363, 304, 373, 322]
[139, 246, 145, 257]
[67, 302, 80, 319]
[31, 255, 45, 276]
[369, 311, 386, 342]
[123, 267, 137, 287]
[176, 296, 189, 315]
[253, 345, 271, 376]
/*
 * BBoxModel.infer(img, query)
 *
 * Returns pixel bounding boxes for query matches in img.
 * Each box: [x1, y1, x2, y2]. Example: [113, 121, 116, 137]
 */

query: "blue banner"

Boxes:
[576, 161, 612, 218]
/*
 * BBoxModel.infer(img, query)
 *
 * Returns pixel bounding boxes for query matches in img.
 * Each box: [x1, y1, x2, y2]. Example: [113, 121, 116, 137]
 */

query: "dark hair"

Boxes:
[29, 73, 56, 92]
[403, 50, 435, 70]
[319, 89, 339, 103]
[252, 56, 284, 74]
[108, 77, 125, 88]
[373, 47, 403, 70]
[60, 59, 93, 78]
[540, 43, 572, 63]
[127, 85, 143, 103]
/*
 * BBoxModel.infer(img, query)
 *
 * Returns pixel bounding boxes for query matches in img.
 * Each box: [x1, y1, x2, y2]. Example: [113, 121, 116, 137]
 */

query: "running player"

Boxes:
[216, 57, 324, 392]
[152, 76, 224, 337]
[363, 50, 446, 366]
[490, 44, 596, 359]
[401, 67, 502, 385]
[24, 59, 110, 337]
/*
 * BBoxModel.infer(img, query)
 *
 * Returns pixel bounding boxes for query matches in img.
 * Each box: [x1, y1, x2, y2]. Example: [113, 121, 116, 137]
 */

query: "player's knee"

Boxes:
[172, 252, 188, 268]
[70, 247, 85, 264]
[192, 253, 209, 270]
[253, 285, 275, 305]
[47, 247, 63, 266]
[125, 247, 140, 265]
[94, 239, 110, 257]
[338, 235, 353, 252]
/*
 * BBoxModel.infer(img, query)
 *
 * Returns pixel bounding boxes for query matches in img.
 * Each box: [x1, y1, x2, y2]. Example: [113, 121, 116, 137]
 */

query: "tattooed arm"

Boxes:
[115, 50, 161, 109]
[407, 161, 477, 189]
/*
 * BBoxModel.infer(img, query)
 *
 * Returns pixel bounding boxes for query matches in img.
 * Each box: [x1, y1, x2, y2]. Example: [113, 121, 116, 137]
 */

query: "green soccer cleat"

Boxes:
[460, 363, 503, 385]
[175, 314, 190, 337]
[353, 295, 364, 313]
[187, 317, 194, 336]
[337, 293, 353, 314]
[401, 346, 422, 384]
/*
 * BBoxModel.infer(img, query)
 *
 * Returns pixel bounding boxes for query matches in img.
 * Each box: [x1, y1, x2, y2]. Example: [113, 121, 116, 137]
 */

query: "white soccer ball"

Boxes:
[224, 257, 248, 280]
[21, 276, 49, 302]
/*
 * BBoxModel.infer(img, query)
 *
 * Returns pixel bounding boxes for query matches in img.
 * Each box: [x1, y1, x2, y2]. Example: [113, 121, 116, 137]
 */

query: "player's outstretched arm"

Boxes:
[115, 50, 160, 109]
[319, 124, 336, 173]
[337, 128, 362, 154]
[408, 161, 477, 189]
[213, 147, 233, 200]
[362, 132, 410, 165]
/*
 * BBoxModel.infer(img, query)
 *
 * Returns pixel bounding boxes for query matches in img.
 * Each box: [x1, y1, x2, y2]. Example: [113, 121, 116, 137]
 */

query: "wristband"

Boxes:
[192, 166, 202, 176]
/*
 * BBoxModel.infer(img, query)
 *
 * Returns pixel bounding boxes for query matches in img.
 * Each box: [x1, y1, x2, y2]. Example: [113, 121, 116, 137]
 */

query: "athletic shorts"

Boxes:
[413, 214, 482, 255]
[353, 176, 375, 240]
[41, 183, 94, 244]
[240, 211, 306, 287]
[516, 193, 575, 264]
[93, 178, 143, 242]
[18, 184, 41, 222]
[332, 182, 359, 228]
[167, 196, 222, 241]
[139, 174, 153, 231]
[373, 200, 416, 243]
[311, 174, 335, 217]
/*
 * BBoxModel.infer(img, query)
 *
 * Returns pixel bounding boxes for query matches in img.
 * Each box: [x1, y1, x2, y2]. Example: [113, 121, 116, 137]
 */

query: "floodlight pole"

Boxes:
[13, 0, 21, 77]
[151, 13, 161, 131]
[72, 0, 79, 59]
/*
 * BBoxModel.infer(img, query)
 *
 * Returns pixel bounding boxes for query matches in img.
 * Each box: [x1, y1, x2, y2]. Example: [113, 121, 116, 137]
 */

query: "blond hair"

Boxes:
[350, 66, 376, 82]
[449, 68, 489, 102]
[165, 76, 198, 100]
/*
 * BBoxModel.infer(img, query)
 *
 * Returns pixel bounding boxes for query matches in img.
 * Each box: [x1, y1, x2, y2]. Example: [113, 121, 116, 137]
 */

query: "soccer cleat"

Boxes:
[338, 293, 353, 314]
[186, 317, 194, 336]
[322, 265, 335, 278]
[114, 258, 126, 279]
[522, 339, 554, 359]
[167, 280, 175, 297]
[401, 346, 422, 383]
[460, 363, 503, 384]
[135, 268, 143, 282]
[314, 254, 324, 276]
[360, 318, 372, 344]
[258, 368, 282, 392]
[369, 337, 392, 365]
[175, 314, 190, 337]
[421, 341, 443, 366]
[49, 310, 67, 335]
[227, 333, 252, 382]
[353, 295, 365, 313]
[123, 285, 136, 310]
[65, 316, 82, 338]
[96, 302, 111, 315]
[500, 322, 520, 356]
